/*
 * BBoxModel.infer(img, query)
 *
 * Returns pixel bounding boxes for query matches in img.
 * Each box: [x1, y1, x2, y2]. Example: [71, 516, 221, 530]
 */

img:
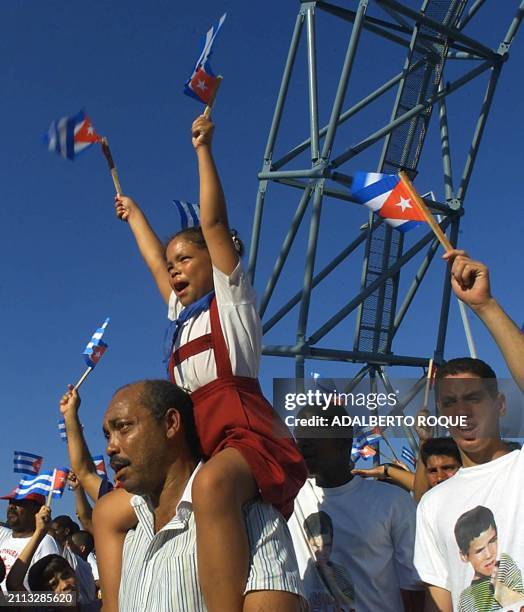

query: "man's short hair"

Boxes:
[52, 515, 79, 535]
[435, 357, 499, 398]
[454, 506, 497, 555]
[71, 530, 94, 554]
[28, 554, 75, 592]
[117, 380, 202, 461]
[421, 437, 462, 467]
[304, 511, 333, 538]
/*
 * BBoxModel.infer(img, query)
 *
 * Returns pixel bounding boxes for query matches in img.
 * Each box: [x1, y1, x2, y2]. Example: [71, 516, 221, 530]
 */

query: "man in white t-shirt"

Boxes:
[289, 403, 423, 612]
[0, 492, 60, 591]
[414, 251, 524, 611]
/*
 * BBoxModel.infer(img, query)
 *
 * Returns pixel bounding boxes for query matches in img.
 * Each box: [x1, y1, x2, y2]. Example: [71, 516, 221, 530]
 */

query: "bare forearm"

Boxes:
[64, 413, 102, 502]
[93, 491, 135, 612]
[75, 488, 94, 533]
[473, 298, 524, 392]
[65, 412, 96, 480]
[425, 586, 452, 612]
[127, 208, 171, 303]
[388, 465, 415, 491]
[197, 146, 229, 230]
[6, 531, 45, 591]
[414, 450, 430, 503]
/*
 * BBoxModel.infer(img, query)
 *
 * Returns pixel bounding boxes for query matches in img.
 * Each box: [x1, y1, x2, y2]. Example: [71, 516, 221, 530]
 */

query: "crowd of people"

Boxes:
[0, 114, 523, 611]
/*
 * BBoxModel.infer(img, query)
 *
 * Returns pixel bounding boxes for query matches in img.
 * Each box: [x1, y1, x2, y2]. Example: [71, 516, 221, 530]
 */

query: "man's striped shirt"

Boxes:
[119, 466, 302, 611]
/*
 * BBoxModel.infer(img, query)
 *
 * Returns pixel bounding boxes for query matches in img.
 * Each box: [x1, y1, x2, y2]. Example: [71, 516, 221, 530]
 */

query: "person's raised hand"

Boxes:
[59, 385, 80, 417]
[68, 472, 80, 491]
[114, 195, 140, 223]
[415, 407, 433, 443]
[443, 249, 492, 311]
[191, 115, 214, 150]
[35, 505, 51, 534]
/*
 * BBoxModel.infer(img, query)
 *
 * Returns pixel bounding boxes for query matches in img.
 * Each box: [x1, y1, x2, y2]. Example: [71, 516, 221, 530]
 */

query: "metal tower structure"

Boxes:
[248, 0, 523, 449]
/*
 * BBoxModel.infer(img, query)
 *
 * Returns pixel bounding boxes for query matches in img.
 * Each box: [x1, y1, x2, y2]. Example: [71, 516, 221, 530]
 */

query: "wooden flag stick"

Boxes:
[203, 76, 223, 118]
[74, 366, 93, 391]
[422, 358, 434, 410]
[100, 138, 122, 195]
[398, 171, 453, 252]
[46, 469, 56, 508]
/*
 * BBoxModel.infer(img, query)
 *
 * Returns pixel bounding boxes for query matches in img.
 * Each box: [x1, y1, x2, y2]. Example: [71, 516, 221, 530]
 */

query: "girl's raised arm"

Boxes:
[192, 115, 239, 276]
[115, 195, 172, 304]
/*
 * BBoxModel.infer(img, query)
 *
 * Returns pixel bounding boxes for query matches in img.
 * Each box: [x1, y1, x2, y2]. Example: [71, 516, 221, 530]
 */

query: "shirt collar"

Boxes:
[130, 462, 203, 533]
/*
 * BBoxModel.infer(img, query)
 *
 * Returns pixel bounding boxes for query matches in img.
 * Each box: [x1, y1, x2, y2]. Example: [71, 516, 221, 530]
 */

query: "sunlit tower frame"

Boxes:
[248, 0, 524, 452]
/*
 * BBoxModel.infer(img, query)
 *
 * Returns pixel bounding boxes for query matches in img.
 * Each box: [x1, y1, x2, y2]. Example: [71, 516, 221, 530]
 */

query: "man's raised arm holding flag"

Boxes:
[60, 388, 109, 503]
[444, 249, 524, 392]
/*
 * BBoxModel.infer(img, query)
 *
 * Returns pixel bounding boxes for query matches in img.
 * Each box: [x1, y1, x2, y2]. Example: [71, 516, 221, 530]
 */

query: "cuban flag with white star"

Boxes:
[184, 13, 226, 105]
[351, 171, 427, 232]
[13, 451, 43, 476]
[45, 110, 102, 160]
[83, 317, 110, 368]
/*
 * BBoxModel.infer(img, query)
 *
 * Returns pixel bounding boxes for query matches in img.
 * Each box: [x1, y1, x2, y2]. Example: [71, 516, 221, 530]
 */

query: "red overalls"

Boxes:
[168, 297, 307, 519]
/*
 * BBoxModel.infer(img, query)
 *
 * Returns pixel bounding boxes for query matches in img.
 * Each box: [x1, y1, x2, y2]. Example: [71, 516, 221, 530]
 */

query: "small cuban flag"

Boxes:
[45, 109, 102, 161]
[52, 468, 70, 498]
[402, 446, 417, 469]
[360, 426, 383, 445]
[184, 13, 226, 105]
[13, 451, 43, 476]
[92, 455, 108, 479]
[173, 200, 200, 229]
[359, 444, 377, 460]
[351, 172, 427, 232]
[58, 419, 67, 442]
[83, 318, 110, 368]
[7, 471, 56, 500]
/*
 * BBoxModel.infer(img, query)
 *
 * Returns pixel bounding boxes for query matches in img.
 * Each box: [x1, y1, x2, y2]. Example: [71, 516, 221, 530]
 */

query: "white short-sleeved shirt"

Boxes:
[415, 448, 524, 611]
[0, 527, 60, 592]
[288, 476, 422, 612]
[167, 264, 262, 392]
[87, 551, 99, 581]
[62, 545, 97, 604]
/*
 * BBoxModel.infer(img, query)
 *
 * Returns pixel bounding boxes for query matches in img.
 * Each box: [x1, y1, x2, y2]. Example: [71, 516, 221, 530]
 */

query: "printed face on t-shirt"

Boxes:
[460, 525, 498, 578]
[308, 533, 333, 564]
[438, 374, 504, 453]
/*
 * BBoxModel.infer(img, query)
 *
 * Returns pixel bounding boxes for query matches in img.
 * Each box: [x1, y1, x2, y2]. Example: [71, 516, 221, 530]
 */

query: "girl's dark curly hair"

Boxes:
[164, 226, 244, 257]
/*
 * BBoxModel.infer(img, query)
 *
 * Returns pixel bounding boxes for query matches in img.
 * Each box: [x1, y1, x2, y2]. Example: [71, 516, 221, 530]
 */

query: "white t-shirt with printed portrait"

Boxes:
[289, 476, 422, 612]
[415, 448, 524, 611]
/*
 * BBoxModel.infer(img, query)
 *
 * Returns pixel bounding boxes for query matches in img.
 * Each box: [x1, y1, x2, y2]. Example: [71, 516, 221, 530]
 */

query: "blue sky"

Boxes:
[0, 1, 522, 517]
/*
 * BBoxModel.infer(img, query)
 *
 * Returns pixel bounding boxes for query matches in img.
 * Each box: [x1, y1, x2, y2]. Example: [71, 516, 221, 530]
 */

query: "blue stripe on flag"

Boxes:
[14, 451, 41, 460]
[174, 200, 188, 228]
[402, 446, 417, 468]
[352, 173, 399, 204]
[396, 220, 421, 233]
